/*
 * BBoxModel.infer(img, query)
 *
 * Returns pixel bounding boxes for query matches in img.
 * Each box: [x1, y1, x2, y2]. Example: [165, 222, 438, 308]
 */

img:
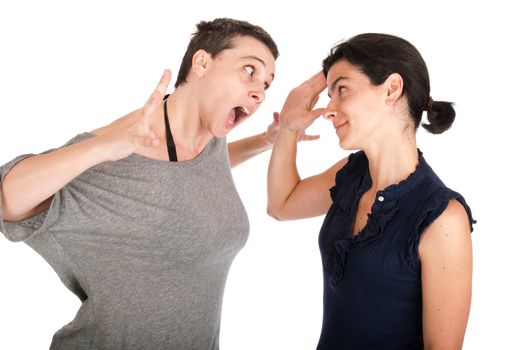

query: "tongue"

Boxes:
[226, 109, 237, 127]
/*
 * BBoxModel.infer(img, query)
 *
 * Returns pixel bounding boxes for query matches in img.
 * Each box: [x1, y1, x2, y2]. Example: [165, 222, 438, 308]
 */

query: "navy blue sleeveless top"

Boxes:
[317, 151, 475, 349]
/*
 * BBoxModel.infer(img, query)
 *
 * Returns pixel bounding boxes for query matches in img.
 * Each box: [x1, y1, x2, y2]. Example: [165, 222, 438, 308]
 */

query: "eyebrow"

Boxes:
[241, 55, 275, 87]
[328, 76, 349, 97]
[242, 55, 266, 66]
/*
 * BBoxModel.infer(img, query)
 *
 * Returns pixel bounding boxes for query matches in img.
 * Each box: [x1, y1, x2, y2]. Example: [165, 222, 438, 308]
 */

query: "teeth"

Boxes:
[241, 106, 250, 115]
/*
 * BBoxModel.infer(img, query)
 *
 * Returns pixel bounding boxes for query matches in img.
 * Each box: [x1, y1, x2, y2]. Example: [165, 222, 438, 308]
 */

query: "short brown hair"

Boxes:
[175, 18, 279, 87]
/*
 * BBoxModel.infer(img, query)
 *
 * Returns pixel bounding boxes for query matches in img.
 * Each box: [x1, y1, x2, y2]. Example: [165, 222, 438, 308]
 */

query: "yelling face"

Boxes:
[194, 35, 276, 138]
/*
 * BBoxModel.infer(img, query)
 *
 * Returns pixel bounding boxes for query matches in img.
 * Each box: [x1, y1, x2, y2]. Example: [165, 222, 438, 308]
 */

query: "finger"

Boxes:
[155, 69, 172, 96]
[138, 129, 161, 148]
[273, 112, 280, 125]
[299, 72, 326, 102]
[304, 95, 320, 112]
[307, 71, 327, 90]
[301, 134, 320, 141]
[143, 69, 172, 117]
[309, 107, 326, 120]
[307, 71, 324, 83]
[147, 130, 160, 147]
[141, 136, 160, 148]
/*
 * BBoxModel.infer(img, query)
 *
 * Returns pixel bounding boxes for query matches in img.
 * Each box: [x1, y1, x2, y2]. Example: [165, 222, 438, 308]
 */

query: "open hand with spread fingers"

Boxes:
[278, 71, 327, 131]
[266, 111, 320, 146]
[95, 69, 172, 161]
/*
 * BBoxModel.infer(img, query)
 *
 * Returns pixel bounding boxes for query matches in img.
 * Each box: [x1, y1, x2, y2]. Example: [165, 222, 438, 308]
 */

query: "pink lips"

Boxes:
[334, 121, 348, 133]
[225, 110, 237, 129]
[225, 106, 251, 129]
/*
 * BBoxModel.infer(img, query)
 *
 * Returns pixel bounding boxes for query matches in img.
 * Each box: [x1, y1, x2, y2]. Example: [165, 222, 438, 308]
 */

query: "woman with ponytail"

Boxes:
[268, 33, 475, 349]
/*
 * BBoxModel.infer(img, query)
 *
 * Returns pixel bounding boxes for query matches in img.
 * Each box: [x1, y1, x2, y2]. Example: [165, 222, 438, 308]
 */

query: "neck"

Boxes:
[363, 130, 419, 192]
[152, 85, 213, 161]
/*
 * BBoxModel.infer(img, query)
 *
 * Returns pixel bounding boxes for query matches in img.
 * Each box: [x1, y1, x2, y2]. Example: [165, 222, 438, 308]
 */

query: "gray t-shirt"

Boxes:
[0, 133, 250, 350]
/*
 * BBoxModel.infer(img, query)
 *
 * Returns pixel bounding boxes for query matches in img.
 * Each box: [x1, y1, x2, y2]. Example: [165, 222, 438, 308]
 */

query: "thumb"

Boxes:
[142, 130, 161, 148]
[273, 112, 280, 125]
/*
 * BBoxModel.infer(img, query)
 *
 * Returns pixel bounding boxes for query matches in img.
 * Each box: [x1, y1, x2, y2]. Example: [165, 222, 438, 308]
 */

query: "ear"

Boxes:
[384, 72, 404, 105]
[192, 49, 212, 78]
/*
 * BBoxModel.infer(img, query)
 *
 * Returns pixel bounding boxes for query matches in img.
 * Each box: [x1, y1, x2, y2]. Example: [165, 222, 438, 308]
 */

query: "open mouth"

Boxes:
[232, 106, 250, 124]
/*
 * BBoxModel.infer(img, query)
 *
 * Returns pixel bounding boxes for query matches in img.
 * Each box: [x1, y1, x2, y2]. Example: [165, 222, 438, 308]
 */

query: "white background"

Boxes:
[0, 0, 503, 349]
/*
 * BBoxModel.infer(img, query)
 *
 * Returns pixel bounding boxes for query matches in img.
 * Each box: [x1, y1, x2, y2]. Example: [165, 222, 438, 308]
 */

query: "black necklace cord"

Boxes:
[163, 98, 178, 162]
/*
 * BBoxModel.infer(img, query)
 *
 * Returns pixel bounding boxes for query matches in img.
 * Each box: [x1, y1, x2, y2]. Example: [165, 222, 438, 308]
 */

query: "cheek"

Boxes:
[208, 74, 241, 99]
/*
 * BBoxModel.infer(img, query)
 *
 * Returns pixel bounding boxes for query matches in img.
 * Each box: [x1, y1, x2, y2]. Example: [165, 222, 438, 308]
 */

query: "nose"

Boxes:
[323, 99, 339, 120]
[323, 109, 338, 120]
[249, 89, 265, 104]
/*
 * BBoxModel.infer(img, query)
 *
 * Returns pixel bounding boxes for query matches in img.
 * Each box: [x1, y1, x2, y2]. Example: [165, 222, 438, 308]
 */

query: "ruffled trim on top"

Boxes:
[322, 151, 431, 287]
[406, 187, 476, 270]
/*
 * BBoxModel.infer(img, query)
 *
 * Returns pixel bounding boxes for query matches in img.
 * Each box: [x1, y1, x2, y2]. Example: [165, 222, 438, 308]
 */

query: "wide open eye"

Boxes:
[245, 65, 255, 76]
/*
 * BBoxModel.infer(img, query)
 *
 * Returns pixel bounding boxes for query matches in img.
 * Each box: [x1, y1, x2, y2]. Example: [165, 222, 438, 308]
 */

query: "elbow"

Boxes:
[1, 186, 42, 222]
[1, 201, 26, 222]
[2, 202, 42, 222]
[1, 186, 20, 222]
[1, 205, 18, 222]
[267, 206, 281, 220]
[267, 203, 289, 221]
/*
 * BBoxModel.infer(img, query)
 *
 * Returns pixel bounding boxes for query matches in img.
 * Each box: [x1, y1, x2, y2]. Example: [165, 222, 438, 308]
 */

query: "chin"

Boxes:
[338, 138, 356, 151]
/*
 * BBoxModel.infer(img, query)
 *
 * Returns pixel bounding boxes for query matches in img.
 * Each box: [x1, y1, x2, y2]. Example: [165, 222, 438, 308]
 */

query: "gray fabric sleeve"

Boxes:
[0, 133, 88, 242]
[0, 153, 52, 242]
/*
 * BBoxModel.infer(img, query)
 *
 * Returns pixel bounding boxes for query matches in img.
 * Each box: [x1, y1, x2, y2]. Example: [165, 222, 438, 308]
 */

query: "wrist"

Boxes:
[86, 135, 121, 163]
[279, 118, 300, 133]
[278, 125, 299, 139]
[260, 131, 275, 150]
[279, 123, 299, 133]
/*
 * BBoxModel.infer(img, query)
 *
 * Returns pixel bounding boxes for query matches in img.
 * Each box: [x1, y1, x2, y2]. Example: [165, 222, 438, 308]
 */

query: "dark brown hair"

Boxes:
[175, 18, 279, 88]
[323, 33, 455, 134]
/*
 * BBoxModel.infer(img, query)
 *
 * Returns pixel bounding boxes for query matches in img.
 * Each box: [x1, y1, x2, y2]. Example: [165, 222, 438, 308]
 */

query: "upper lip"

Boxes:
[334, 120, 348, 130]
[239, 106, 251, 115]
[241, 105, 253, 115]
[234, 105, 253, 122]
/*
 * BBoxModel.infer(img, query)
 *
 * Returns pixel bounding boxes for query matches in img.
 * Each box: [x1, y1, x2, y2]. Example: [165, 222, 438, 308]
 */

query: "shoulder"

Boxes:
[331, 151, 367, 187]
[334, 151, 366, 180]
[419, 199, 472, 261]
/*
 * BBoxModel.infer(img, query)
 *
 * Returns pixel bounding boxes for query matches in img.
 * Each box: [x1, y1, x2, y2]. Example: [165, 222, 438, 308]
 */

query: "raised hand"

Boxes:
[278, 71, 326, 131]
[266, 112, 319, 146]
[96, 70, 172, 161]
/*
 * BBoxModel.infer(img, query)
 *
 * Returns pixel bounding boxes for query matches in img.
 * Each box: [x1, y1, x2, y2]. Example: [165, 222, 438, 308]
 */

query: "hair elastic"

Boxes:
[425, 96, 434, 112]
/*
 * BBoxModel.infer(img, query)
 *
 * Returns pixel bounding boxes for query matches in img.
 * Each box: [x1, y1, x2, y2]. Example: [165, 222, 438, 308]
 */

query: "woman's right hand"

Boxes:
[96, 69, 172, 162]
[278, 71, 327, 131]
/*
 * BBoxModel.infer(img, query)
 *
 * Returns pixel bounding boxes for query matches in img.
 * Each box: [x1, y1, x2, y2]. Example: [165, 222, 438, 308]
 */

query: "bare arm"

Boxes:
[1, 70, 172, 221]
[267, 71, 346, 220]
[227, 113, 319, 168]
[419, 200, 473, 350]
[2, 138, 110, 221]
[227, 132, 272, 168]
[267, 126, 346, 220]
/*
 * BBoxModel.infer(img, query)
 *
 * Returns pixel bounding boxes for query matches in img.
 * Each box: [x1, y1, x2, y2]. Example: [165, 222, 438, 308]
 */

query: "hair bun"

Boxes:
[422, 100, 456, 134]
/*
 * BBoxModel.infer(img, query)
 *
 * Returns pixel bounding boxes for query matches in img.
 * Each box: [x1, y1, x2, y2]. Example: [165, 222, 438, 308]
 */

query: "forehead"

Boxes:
[326, 59, 360, 83]
[219, 35, 276, 74]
